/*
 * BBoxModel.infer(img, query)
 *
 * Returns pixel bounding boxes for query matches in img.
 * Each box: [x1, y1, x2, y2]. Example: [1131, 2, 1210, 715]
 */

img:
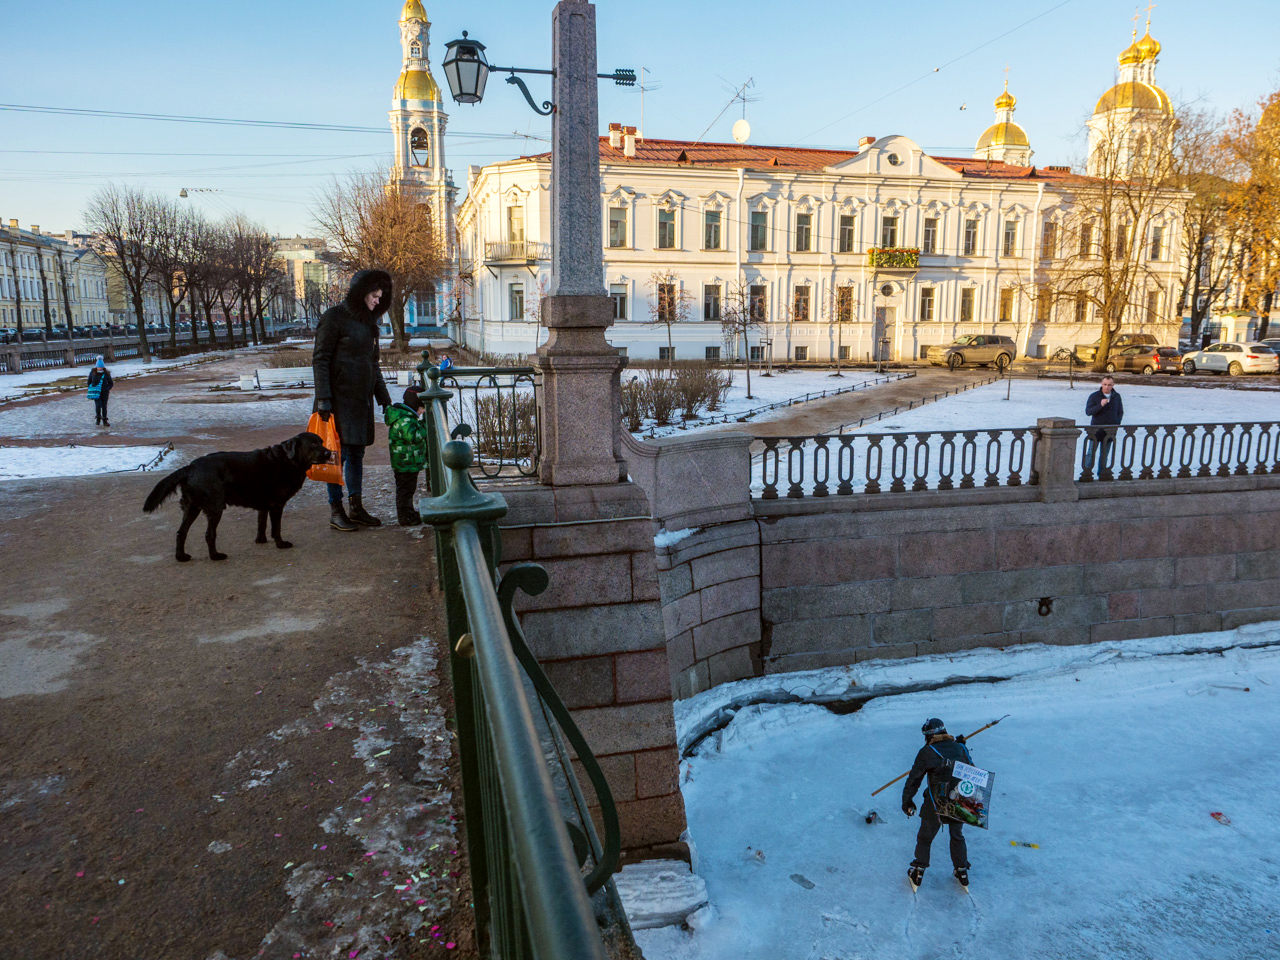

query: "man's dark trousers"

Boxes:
[912, 805, 969, 869]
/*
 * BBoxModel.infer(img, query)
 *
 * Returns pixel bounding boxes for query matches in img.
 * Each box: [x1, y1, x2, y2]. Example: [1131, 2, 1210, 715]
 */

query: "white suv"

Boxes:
[1181, 342, 1279, 376]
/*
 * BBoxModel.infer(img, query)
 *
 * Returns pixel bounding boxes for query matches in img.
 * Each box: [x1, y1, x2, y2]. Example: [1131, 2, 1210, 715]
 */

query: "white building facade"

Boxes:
[455, 34, 1185, 363]
[1, 222, 110, 334]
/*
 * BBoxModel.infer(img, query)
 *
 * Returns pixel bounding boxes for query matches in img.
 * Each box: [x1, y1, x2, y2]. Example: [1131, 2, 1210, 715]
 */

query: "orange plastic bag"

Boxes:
[306, 412, 343, 485]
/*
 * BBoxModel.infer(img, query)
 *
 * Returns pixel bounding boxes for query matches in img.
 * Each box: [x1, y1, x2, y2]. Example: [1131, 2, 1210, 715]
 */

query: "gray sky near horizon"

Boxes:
[2, 0, 1277, 237]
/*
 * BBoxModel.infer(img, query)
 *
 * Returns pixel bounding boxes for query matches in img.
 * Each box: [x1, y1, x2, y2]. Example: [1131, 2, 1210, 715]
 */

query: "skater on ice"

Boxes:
[902, 717, 973, 891]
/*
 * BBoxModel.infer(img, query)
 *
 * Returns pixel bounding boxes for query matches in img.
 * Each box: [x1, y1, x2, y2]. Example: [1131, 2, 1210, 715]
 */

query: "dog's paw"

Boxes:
[275, 540, 293, 550]
[176, 553, 192, 563]
[210, 552, 229, 561]
[255, 535, 268, 544]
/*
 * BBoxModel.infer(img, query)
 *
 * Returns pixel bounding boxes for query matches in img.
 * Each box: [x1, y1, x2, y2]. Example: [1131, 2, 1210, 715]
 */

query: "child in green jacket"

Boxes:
[385, 386, 429, 526]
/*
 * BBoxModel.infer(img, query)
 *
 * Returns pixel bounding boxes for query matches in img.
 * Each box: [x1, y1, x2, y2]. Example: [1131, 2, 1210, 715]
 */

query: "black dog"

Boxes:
[143, 432, 331, 562]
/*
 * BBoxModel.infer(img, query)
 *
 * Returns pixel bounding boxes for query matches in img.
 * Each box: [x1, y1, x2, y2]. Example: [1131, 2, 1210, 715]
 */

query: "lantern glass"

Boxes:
[442, 35, 490, 104]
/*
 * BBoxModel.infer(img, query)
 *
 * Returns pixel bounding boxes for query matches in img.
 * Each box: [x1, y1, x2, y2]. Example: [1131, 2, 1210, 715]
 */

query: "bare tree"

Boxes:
[314, 171, 448, 350]
[1224, 89, 1280, 340]
[646, 269, 692, 366]
[186, 220, 232, 346]
[4, 235, 26, 344]
[720, 279, 765, 399]
[35, 249, 54, 338]
[84, 184, 159, 361]
[145, 196, 197, 350]
[1038, 108, 1184, 372]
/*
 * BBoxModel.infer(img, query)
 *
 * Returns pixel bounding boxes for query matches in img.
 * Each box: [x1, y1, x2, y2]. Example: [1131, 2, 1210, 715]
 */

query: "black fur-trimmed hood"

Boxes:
[344, 269, 394, 322]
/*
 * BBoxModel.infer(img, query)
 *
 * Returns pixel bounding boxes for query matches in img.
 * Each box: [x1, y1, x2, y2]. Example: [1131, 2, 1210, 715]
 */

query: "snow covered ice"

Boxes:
[635, 623, 1280, 960]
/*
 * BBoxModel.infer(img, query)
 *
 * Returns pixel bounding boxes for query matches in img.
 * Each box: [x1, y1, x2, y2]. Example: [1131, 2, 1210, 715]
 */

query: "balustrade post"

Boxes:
[1035, 417, 1080, 502]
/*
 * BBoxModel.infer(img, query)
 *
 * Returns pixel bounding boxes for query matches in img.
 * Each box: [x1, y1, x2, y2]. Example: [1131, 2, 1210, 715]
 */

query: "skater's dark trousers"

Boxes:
[912, 805, 969, 869]
[394, 470, 420, 521]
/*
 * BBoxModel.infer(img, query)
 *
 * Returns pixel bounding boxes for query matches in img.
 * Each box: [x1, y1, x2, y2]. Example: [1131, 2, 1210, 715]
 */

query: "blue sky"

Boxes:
[2, 0, 1276, 236]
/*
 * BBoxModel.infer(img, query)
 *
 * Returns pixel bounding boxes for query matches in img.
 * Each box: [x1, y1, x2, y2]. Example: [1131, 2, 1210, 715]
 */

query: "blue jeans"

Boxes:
[328, 443, 365, 504]
[1083, 434, 1113, 473]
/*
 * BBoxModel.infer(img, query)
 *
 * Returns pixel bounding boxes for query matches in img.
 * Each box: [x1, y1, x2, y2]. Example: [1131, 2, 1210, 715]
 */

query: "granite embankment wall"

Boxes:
[624, 424, 1280, 699]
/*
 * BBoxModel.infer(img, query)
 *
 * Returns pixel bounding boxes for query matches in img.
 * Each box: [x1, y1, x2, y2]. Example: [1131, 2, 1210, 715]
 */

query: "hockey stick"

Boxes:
[870, 715, 1010, 796]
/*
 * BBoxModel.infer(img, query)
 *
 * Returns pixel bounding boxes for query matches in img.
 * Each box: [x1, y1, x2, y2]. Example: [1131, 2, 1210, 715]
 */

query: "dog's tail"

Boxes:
[143, 465, 192, 513]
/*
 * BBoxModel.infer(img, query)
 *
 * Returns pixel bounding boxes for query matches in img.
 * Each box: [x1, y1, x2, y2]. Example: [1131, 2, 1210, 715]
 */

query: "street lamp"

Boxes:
[442, 30, 634, 117]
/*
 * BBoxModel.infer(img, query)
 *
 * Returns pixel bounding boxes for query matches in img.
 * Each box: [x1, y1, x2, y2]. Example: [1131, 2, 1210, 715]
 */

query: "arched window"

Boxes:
[409, 41, 421, 58]
[410, 127, 429, 166]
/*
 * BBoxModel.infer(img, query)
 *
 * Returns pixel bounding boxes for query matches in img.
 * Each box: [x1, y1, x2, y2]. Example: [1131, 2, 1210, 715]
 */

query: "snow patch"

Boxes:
[0, 443, 174, 480]
[654, 526, 699, 548]
[614, 859, 710, 930]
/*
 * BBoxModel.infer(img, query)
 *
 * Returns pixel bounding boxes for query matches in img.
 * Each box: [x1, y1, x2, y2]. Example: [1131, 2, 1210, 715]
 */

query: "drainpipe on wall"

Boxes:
[1025, 181, 1045, 360]
[736, 168, 745, 361]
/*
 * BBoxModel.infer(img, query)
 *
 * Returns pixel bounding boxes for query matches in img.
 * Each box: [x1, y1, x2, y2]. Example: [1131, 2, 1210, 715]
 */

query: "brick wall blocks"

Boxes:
[616, 649, 673, 703]
[1174, 612, 1223, 634]
[1118, 518, 1171, 559]
[1207, 578, 1280, 610]
[662, 592, 703, 638]
[531, 518, 652, 558]
[1083, 558, 1174, 593]
[1221, 606, 1280, 630]
[522, 604, 664, 660]
[1090, 617, 1176, 644]
[515, 554, 633, 611]
[996, 523, 1117, 570]
[661, 519, 759, 567]
[898, 530, 997, 577]
[571, 701, 677, 756]
[933, 602, 1003, 638]
[635, 747, 681, 799]
[541, 656, 615, 709]
[658, 563, 693, 599]
[1139, 586, 1208, 617]
[767, 615, 872, 657]
[691, 545, 759, 591]
[615, 793, 689, 852]
[762, 538, 896, 587]
[871, 609, 933, 646]
[707, 645, 756, 687]
[762, 580, 891, 622]
[1004, 594, 1108, 632]
[692, 610, 759, 660]
[892, 575, 964, 609]
[700, 576, 760, 622]
[1236, 550, 1280, 582]
[1108, 592, 1141, 620]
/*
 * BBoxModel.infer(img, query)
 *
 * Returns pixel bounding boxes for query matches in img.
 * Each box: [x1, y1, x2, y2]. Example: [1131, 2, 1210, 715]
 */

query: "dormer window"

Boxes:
[410, 41, 422, 58]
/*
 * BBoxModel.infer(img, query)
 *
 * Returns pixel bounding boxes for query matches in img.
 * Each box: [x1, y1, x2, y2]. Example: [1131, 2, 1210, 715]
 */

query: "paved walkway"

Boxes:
[0, 357, 476, 959]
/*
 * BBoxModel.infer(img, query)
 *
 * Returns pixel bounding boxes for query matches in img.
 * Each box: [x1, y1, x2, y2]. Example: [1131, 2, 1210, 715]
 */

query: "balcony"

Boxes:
[484, 240, 551, 264]
[867, 247, 920, 272]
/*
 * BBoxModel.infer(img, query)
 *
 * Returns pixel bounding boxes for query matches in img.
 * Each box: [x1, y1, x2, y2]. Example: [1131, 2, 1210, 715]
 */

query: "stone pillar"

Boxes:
[1036, 417, 1081, 502]
[532, 0, 627, 486]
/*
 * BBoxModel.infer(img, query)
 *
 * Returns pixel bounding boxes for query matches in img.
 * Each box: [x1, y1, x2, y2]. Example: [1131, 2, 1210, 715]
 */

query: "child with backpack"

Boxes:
[384, 386, 430, 527]
[87, 356, 113, 426]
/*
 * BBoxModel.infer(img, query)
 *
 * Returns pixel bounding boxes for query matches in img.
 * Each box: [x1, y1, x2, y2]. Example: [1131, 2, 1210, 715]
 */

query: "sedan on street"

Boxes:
[1182, 342, 1279, 376]
[1105, 345, 1182, 375]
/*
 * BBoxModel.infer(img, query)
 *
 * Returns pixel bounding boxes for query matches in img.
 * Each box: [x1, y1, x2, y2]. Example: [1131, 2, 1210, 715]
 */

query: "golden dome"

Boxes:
[994, 87, 1016, 110]
[1094, 80, 1173, 115]
[400, 0, 427, 21]
[1118, 39, 1143, 65]
[976, 121, 1029, 150]
[395, 68, 441, 102]
[1136, 30, 1161, 60]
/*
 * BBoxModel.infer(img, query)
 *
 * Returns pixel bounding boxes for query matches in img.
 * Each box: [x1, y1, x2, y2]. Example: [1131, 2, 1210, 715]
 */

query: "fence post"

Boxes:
[1035, 417, 1080, 502]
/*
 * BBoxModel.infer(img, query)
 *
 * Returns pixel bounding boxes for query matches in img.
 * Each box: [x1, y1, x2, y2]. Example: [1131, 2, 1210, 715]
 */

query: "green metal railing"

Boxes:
[415, 359, 625, 959]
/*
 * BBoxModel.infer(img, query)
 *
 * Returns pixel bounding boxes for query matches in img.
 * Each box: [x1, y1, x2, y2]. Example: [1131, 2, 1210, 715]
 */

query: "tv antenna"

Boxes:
[694, 77, 760, 145]
[639, 67, 663, 140]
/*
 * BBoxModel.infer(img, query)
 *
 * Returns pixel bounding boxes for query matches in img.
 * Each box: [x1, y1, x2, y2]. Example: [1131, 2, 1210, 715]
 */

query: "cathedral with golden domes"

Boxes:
[388, 0, 456, 327]
[1086, 15, 1175, 176]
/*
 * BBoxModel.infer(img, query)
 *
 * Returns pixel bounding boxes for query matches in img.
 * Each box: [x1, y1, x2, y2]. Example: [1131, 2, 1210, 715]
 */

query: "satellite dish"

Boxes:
[732, 118, 751, 144]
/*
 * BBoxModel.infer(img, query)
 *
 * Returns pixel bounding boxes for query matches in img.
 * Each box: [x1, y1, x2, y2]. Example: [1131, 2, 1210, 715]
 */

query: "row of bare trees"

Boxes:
[83, 184, 293, 362]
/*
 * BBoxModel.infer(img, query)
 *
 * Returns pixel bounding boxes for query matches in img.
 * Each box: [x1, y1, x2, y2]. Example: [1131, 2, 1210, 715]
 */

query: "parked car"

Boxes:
[1181, 342, 1279, 376]
[1261, 338, 1280, 357]
[0, 327, 18, 343]
[1104, 345, 1182, 375]
[926, 334, 1018, 371]
[1075, 333, 1159, 363]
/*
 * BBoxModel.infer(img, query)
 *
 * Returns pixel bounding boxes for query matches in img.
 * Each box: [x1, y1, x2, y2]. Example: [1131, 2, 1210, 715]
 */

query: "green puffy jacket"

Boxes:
[385, 403, 429, 473]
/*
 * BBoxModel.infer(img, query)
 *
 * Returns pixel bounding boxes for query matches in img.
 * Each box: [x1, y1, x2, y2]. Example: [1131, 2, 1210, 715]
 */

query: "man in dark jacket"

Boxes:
[1083, 375, 1124, 473]
[903, 718, 974, 889]
[313, 269, 394, 531]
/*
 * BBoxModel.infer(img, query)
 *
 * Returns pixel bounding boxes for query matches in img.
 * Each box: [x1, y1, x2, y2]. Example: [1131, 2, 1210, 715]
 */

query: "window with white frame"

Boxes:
[1003, 220, 1018, 257]
[792, 285, 811, 321]
[1074, 291, 1088, 323]
[749, 284, 767, 322]
[919, 287, 935, 321]
[705, 346, 721, 361]
[1037, 285, 1053, 322]
[794, 345, 809, 361]
[657, 283, 677, 324]
[658, 346, 675, 361]
[609, 283, 627, 320]
[1146, 288, 1161, 323]
[1041, 220, 1057, 259]
[704, 210, 721, 250]
[608, 207, 627, 248]
[963, 219, 979, 256]
[1079, 222, 1094, 258]
[657, 209, 676, 249]
[838, 345, 851, 360]
[922, 217, 938, 254]
[507, 206, 524, 241]
[1149, 225, 1164, 261]
[880, 216, 898, 248]
[509, 283, 525, 321]
[838, 215, 855, 253]
[836, 286, 854, 323]
[794, 213, 812, 252]
[960, 288, 975, 322]
[749, 211, 768, 251]
[703, 284, 721, 322]
[749, 345, 764, 361]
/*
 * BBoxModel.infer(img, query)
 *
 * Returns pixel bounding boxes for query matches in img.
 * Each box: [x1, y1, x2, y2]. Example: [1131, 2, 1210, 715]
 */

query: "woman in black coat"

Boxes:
[313, 269, 394, 531]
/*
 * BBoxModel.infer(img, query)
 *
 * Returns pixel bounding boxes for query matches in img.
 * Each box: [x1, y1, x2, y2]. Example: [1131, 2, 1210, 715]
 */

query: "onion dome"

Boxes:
[395, 68, 441, 102]
[976, 122, 1029, 150]
[1135, 30, 1161, 61]
[1094, 80, 1173, 116]
[401, 0, 427, 21]
[994, 87, 1017, 110]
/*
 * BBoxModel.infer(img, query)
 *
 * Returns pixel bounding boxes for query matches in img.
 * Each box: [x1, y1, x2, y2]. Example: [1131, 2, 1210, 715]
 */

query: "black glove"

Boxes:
[317, 399, 332, 422]
[903, 801, 916, 818]
[956, 735, 966, 744]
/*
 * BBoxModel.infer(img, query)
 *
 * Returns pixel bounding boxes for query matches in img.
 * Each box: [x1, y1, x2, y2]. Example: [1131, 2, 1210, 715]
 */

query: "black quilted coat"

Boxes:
[312, 270, 394, 447]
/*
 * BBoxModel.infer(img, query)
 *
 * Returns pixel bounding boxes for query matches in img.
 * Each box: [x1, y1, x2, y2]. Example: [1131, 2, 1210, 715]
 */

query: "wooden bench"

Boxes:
[243, 368, 416, 391]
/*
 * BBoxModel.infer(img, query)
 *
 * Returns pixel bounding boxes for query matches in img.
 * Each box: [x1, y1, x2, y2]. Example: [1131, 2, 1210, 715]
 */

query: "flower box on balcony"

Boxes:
[867, 247, 920, 269]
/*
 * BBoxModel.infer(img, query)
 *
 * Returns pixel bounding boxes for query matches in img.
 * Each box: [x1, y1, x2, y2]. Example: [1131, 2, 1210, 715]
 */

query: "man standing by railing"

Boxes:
[1084, 374, 1124, 473]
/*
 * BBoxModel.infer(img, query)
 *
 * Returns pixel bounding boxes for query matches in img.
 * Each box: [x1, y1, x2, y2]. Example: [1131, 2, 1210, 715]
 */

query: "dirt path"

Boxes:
[0, 358, 478, 959]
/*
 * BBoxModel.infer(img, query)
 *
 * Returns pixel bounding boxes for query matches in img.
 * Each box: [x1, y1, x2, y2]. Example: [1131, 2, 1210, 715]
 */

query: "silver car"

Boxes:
[1181, 342, 1279, 376]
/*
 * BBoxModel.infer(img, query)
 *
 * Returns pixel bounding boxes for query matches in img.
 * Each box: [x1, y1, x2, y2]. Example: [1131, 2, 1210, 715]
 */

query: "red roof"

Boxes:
[518, 137, 1083, 182]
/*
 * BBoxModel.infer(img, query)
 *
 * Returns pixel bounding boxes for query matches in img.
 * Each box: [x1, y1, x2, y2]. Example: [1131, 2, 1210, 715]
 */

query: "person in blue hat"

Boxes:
[87, 356, 113, 426]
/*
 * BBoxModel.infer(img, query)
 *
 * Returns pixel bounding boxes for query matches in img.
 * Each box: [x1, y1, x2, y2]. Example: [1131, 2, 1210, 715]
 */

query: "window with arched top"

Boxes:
[410, 127, 429, 166]
[410, 41, 421, 58]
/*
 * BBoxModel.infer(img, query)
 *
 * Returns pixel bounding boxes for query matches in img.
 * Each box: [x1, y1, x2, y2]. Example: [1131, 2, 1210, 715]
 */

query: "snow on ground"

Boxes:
[635, 622, 1280, 960]
[0, 443, 174, 480]
[638, 368, 913, 439]
[752, 379, 1280, 495]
